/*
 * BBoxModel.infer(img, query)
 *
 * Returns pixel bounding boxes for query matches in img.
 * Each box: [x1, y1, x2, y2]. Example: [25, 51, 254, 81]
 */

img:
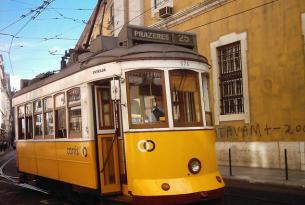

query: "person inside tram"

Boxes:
[152, 96, 165, 122]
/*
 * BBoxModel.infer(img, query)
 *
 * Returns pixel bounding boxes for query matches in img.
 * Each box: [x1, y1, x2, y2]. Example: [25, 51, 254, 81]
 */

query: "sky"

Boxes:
[0, 0, 97, 90]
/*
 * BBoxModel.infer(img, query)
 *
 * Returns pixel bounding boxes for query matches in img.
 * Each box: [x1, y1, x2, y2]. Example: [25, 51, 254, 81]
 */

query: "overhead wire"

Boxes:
[182, 0, 279, 32]
[6, 0, 55, 75]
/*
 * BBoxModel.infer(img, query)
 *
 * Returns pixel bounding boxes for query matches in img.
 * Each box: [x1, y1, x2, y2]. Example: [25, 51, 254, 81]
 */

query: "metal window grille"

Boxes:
[217, 41, 244, 115]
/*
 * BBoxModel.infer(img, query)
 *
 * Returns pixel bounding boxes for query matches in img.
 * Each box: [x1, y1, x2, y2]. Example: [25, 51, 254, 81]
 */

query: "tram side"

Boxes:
[12, 62, 124, 190]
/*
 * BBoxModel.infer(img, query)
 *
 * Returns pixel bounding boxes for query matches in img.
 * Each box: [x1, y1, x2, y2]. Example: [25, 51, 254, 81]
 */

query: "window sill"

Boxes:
[219, 113, 246, 122]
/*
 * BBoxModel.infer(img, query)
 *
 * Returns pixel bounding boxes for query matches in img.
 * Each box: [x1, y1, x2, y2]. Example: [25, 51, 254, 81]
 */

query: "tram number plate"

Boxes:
[180, 60, 190, 67]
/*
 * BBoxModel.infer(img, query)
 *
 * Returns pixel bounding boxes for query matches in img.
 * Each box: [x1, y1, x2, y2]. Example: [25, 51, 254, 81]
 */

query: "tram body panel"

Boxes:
[124, 130, 224, 196]
[34, 141, 58, 180]
[16, 140, 98, 189]
[55, 140, 98, 189]
[16, 141, 37, 175]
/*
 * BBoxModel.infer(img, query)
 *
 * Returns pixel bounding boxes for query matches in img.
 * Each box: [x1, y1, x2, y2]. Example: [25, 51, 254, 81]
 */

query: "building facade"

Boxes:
[0, 55, 12, 141]
[77, 0, 305, 170]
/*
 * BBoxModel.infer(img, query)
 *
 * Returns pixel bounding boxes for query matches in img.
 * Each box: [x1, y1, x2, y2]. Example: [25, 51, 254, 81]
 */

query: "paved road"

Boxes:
[1, 150, 305, 205]
[0, 151, 68, 205]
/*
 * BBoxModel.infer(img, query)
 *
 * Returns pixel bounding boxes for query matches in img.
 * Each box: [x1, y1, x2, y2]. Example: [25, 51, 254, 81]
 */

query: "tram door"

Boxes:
[94, 81, 121, 195]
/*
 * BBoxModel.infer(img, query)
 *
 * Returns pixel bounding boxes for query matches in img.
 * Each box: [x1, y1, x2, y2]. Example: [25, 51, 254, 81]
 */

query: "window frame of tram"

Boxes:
[169, 69, 203, 127]
[54, 93, 67, 138]
[67, 87, 82, 138]
[33, 100, 43, 139]
[43, 97, 54, 139]
[17, 106, 25, 140]
[25, 103, 33, 139]
[96, 82, 114, 130]
[126, 69, 168, 129]
[217, 41, 244, 115]
[202, 73, 212, 126]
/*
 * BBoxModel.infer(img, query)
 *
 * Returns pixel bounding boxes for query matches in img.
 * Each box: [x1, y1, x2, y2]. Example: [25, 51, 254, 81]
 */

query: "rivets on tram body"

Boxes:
[216, 176, 222, 183]
[161, 183, 170, 191]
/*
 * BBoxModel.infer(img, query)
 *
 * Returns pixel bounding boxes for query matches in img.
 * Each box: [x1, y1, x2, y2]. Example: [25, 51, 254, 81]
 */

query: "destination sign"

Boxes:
[127, 26, 196, 49]
[132, 29, 171, 43]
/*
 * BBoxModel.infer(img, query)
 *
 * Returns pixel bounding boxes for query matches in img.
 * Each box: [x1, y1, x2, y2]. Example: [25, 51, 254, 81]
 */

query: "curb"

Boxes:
[223, 177, 305, 190]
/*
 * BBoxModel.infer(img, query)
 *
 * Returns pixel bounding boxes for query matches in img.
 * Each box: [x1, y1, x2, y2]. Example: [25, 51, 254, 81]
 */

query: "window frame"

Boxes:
[151, 0, 173, 17]
[33, 99, 43, 139]
[43, 96, 54, 139]
[17, 105, 25, 140]
[201, 73, 212, 127]
[25, 103, 33, 139]
[54, 92, 67, 138]
[210, 32, 250, 125]
[126, 69, 169, 129]
[169, 69, 203, 127]
[96, 84, 115, 131]
[67, 87, 82, 139]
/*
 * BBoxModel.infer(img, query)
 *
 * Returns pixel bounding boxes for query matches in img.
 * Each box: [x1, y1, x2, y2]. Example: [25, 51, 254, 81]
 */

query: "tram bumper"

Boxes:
[131, 171, 225, 205]
[133, 188, 224, 205]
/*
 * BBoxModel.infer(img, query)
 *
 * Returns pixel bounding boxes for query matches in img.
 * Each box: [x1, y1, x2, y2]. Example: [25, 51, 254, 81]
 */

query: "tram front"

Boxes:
[117, 26, 225, 205]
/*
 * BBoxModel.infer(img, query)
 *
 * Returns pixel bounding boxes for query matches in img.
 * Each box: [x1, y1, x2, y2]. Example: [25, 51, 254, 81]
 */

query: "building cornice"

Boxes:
[151, 0, 230, 29]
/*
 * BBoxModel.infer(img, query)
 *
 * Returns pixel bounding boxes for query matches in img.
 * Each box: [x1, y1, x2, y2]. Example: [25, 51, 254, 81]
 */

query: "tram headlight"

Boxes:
[188, 158, 201, 174]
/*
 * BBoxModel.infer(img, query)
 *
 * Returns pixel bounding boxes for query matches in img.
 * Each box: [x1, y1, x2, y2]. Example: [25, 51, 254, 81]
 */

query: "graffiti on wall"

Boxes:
[216, 123, 305, 139]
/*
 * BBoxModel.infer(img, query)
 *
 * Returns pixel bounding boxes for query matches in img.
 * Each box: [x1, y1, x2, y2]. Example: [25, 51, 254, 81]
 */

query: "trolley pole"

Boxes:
[284, 149, 288, 180]
[229, 148, 232, 176]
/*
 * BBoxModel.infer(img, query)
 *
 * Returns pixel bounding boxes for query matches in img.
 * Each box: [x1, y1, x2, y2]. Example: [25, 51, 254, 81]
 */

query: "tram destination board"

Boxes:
[119, 25, 197, 50]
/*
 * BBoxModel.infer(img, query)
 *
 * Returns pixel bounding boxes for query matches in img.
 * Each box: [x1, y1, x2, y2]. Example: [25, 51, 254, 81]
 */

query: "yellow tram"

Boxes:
[12, 25, 224, 204]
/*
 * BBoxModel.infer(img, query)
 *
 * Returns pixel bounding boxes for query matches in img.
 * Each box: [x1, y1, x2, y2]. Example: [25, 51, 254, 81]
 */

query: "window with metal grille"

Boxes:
[217, 41, 244, 115]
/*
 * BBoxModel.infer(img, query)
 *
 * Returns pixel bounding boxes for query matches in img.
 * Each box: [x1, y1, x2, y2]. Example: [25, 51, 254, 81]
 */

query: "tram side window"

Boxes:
[126, 70, 168, 128]
[43, 97, 54, 139]
[25, 103, 33, 139]
[17, 106, 25, 139]
[55, 93, 67, 138]
[202, 73, 212, 126]
[33, 100, 43, 139]
[67, 88, 82, 138]
[97, 84, 114, 130]
[169, 69, 202, 127]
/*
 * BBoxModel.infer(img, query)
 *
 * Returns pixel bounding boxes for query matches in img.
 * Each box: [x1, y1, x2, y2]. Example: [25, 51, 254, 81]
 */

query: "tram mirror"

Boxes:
[111, 79, 120, 100]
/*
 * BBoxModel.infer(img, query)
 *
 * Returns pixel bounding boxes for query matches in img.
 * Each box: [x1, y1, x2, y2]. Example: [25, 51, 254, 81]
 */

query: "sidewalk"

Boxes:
[219, 165, 305, 188]
[0, 147, 12, 157]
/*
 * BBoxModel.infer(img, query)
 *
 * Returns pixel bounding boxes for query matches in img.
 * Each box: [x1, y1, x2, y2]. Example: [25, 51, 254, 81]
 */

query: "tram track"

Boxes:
[0, 155, 50, 195]
[0, 153, 101, 205]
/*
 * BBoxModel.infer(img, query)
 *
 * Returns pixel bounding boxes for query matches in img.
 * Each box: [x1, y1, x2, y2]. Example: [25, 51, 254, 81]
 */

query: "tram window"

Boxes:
[43, 97, 54, 138]
[67, 88, 82, 138]
[169, 70, 202, 126]
[17, 106, 25, 139]
[25, 103, 33, 139]
[55, 93, 67, 138]
[202, 73, 212, 126]
[126, 70, 168, 128]
[97, 85, 114, 130]
[33, 100, 43, 139]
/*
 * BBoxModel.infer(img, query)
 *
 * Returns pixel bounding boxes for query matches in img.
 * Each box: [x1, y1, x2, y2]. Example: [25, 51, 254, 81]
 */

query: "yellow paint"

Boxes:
[16, 140, 98, 189]
[97, 134, 121, 194]
[124, 130, 224, 196]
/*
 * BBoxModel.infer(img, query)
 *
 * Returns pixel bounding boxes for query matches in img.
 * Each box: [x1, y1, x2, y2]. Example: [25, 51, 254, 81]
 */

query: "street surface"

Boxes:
[1, 150, 305, 205]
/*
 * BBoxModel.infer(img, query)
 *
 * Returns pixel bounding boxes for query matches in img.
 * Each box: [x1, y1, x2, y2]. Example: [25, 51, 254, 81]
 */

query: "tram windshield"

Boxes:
[169, 69, 202, 126]
[126, 70, 167, 128]
[126, 69, 205, 129]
